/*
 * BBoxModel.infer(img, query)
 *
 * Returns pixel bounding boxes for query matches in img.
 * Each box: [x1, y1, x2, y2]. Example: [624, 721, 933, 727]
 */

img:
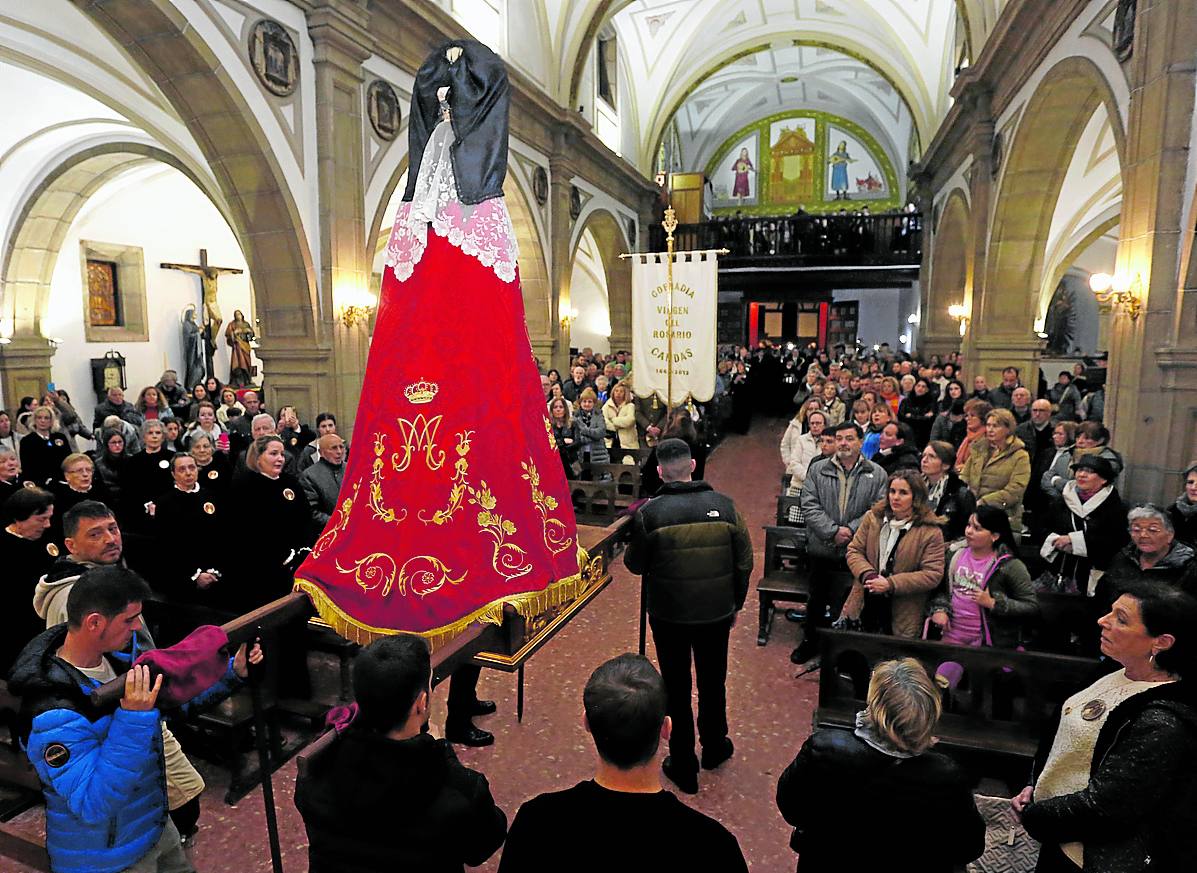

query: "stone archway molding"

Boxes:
[73, 0, 319, 348]
[923, 187, 971, 357]
[569, 207, 632, 354]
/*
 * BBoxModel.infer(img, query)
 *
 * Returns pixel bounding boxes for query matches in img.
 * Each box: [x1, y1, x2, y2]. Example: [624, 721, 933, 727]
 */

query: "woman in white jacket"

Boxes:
[602, 382, 639, 463]
[781, 409, 827, 495]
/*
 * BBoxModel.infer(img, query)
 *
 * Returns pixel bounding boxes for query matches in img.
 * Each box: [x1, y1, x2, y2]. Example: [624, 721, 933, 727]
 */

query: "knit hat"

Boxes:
[1072, 453, 1115, 482]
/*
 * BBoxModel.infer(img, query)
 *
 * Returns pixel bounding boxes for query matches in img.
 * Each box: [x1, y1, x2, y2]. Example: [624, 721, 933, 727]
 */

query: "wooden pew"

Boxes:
[755, 496, 811, 645]
[815, 629, 1102, 786]
[567, 479, 617, 524]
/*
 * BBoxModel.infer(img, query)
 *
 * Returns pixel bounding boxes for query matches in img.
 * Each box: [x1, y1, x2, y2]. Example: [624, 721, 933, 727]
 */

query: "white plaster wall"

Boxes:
[44, 164, 254, 431]
[832, 287, 906, 349]
[567, 230, 611, 354]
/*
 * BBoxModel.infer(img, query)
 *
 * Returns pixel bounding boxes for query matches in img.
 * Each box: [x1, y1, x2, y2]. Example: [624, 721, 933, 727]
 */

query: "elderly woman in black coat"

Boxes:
[1015, 581, 1197, 872]
[1038, 454, 1128, 596]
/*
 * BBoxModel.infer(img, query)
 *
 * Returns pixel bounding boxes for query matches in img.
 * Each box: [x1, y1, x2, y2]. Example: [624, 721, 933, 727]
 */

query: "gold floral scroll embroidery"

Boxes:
[470, 480, 532, 581]
[369, 434, 408, 524]
[312, 480, 361, 559]
[419, 430, 472, 525]
[521, 459, 573, 556]
[543, 416, 556, 453]
[336, 552, 398, 597]
[399, 555, 466, 597]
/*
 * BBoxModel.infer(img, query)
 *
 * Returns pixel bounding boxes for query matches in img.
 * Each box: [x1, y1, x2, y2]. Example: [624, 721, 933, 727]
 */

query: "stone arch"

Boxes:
[569, 207, 631, 352]
[982, 56, 1126, 338]
[75, 0, 317, 344]
[924, 188, 971, 355]
[0, 141, 231, 406]
[3, 142, 226, 339]
[1039, 208, 1121, 320]
[504, 175, 553, 348]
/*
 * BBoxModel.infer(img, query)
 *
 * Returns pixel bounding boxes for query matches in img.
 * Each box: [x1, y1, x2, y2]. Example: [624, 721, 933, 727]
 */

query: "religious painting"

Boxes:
[367, 80, 401, 141]
[768, 117, 816, 204]
[86, 259, 121, 327]
[249, 19, 299, 97]
[825, 127, 886, 202]
[709, 131, 759, 208]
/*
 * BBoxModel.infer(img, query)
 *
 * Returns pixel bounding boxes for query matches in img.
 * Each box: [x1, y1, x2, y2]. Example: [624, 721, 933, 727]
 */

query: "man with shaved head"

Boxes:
[300, 433, 346, 530]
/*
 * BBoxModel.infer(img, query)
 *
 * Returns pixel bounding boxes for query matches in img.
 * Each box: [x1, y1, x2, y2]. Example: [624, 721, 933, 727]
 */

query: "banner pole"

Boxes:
[663, 206, 678, 409]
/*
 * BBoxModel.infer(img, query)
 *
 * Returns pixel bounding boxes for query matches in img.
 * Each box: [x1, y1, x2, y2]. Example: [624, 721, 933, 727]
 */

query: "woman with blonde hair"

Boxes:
[841, 471, 946, 637]
[777, 658, 984, 872]
[781, 410, 827, 494]
[961, 407, 1030, 531]
[602, 381, 638, 463]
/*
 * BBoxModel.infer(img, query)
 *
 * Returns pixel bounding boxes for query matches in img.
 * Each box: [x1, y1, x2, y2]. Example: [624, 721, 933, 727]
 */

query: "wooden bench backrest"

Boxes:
[775, 494, 804, 527]
[584, 463, 642, 499]
[568, 480, 617, 523]
[763, 525, 807, 574]
[817, 629, 1101, 756]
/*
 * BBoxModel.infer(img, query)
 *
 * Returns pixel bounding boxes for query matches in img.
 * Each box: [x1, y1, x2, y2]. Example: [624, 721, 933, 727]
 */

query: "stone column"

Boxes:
[297, 0, 374, 435]
[912, 166, 961, 361]
[548, 132, 579, 373]
[960, 84, 1043, 386]
[1105, 0, 1197, 501]
[0, 336, 54, 413]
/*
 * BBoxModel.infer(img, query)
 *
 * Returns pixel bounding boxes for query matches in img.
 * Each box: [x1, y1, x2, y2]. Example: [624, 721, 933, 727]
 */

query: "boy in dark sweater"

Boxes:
[498, 654, 747, 872]
[294, 634, 506, 872]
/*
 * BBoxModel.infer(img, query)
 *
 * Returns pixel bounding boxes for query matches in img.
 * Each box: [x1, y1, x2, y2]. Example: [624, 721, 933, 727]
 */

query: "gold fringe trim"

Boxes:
[294, 545, 590, 653]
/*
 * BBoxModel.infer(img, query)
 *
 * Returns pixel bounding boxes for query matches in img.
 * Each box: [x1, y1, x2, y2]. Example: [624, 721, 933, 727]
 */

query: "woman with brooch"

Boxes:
[1015, 580, 1197, 871]
[231, 433, 314, 697]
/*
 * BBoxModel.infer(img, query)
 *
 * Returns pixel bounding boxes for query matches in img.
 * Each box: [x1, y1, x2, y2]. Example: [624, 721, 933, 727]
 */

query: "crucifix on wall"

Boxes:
[160, 249, 244, 380]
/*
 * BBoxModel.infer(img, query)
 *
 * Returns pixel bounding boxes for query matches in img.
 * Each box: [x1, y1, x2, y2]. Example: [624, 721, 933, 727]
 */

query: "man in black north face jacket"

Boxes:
[624, 438, 753, 795]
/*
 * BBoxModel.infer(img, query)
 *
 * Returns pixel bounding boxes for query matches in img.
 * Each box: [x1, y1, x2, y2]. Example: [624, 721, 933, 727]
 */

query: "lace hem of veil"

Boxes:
[382, 116, 519, 285]
[384, 198, 519, 285]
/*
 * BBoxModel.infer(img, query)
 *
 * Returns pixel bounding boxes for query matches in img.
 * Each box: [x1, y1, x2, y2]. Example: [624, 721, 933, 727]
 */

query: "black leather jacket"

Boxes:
[1024, 681, 1197, 872]
[403, 40, 509, 206]
[932, 471, 976, 541]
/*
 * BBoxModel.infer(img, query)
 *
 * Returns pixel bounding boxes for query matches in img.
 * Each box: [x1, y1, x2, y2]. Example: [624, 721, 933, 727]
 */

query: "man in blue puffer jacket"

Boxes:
[8, 566, 258, 873]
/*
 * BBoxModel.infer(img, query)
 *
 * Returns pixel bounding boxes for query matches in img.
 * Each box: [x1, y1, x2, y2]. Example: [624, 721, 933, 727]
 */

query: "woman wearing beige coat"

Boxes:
[842, 470, 946, 637]
[960, 407, 1030, 531]
[602, 382, 639, 463]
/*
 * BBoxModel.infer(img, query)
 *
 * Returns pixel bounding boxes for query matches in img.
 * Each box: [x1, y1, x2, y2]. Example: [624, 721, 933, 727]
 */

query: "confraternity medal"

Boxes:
[1080, 699, 1106, 721]
[283, 488, 295, 501]
[46, 543, 59, 557]
[159, 459, 170, 469]
[203, 502, 216, 515]
[208, 470, 219, 480]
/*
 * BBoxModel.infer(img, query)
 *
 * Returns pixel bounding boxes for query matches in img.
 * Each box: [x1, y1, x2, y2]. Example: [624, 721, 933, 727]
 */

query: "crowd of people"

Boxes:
[3, 340, 1197, 873]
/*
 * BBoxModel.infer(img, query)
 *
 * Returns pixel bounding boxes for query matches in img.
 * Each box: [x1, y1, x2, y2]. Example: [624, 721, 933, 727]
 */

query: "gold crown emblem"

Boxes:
[404, 379, 439, 405]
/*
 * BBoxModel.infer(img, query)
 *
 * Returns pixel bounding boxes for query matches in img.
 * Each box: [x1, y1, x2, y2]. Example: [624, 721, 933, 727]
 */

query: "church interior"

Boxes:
[1, 0, 1196, 871]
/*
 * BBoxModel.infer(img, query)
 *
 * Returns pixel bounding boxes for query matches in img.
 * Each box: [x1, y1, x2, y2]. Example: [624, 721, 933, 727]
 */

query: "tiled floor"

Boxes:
[7, 414, 816, 872]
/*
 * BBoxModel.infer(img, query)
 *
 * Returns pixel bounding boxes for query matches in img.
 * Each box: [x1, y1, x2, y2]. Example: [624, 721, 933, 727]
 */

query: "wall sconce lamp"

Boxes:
[0, 317, 12, 345]
[947, 303, 970, 337]
[1088, 272, 1143, 321]
[560, 305, 579, 332]
[338, 287, 377, 328]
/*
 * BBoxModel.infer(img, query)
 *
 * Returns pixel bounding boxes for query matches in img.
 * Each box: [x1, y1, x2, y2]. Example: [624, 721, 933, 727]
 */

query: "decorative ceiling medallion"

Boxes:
[1112, 0, 1136, 62]
[990, 131, 1004, 179]
[533, 166, 549, 205]
[367, 80, 401, 141]
[249, 19, 298, 97]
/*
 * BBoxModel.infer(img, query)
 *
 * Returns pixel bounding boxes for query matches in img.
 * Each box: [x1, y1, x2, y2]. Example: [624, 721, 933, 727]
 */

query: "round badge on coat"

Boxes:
[43, 743, 70, 768]
[207, 470, 219, 480]
[22, 481, 36, 490]
[46, 542, 59, 557]
[283, 488, 296, 501]
[290, 437, 298, 446]
[1080, 699, 1106, 721]
[53, 438, 64, 447]
[158, 459, 170, 469]
[203, 502, 216, 515]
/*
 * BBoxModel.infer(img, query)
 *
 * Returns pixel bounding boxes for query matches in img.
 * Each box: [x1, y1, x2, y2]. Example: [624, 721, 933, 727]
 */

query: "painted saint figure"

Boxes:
[181, 306, 205, 388]
[829, 140, 856, 200]
[731, 147, 755, 199]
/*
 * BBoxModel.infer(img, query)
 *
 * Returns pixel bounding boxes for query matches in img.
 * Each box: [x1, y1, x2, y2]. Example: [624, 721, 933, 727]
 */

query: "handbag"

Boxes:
[967, 794, 1039, 873]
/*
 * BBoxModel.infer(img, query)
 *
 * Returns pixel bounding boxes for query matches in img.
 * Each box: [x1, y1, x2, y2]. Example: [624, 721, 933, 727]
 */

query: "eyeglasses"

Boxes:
[1130, 527, 1165, 536]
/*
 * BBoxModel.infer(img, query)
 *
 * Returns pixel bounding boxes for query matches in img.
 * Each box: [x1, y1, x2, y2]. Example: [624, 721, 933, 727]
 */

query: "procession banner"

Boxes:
[630, 251, 719, 404]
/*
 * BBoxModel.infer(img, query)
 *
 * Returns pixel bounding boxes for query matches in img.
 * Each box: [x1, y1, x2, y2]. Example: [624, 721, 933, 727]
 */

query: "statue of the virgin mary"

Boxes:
[295, 41, 581, 648]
